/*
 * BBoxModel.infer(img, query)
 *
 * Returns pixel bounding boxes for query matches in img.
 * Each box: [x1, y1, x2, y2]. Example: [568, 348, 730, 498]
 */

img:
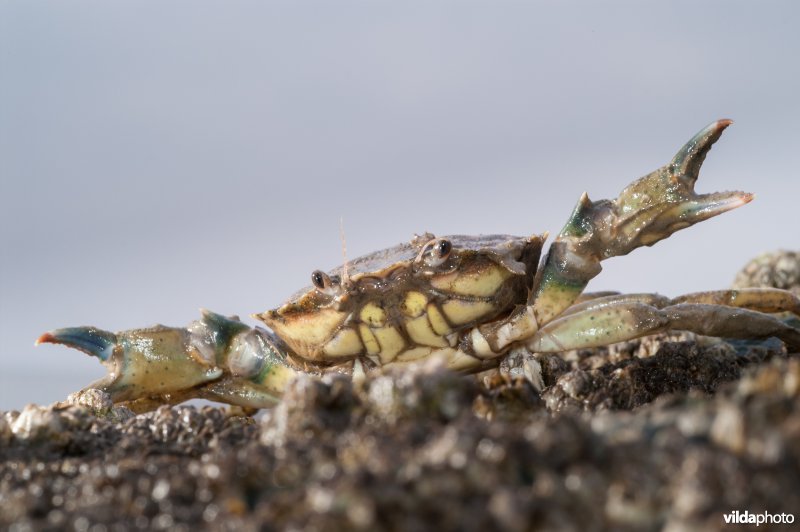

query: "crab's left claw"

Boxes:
[532, 120, 754, 324]
[609, 119, 753, 254]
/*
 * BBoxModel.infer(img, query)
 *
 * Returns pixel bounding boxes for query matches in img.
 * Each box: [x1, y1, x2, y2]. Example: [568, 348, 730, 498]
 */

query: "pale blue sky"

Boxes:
[2, 1, 799, 409]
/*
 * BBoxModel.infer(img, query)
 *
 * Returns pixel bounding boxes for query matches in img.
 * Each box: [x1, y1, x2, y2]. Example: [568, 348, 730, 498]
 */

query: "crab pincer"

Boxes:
[36, 311, 295, 411]
[532, 119, 753, 323]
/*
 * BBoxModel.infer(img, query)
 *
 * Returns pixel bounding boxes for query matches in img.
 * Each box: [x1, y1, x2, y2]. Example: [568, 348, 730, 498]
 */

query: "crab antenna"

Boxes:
[340, 217, 351, 287]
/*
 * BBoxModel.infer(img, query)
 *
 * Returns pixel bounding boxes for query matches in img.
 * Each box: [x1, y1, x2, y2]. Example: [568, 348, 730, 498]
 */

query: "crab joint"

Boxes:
[465, 306, 540, 359]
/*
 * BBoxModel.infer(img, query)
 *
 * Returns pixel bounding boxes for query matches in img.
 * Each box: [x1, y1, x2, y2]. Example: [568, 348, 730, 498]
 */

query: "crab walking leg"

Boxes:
[198, 377, 285, 409]
[460, 288, 798, 360]
[555, 288, 800, 319]
[670, 288, 800, 315]
[557, 293, 672, 318]
[36, 310, 298, 409]
[109, 390, 206, 414]
[528, 288, 800, 353]
[527, 301, 800, 353]
[531, 120, 753, 325]
[663, 304, 800, 349]
[573, 291, 623, 304]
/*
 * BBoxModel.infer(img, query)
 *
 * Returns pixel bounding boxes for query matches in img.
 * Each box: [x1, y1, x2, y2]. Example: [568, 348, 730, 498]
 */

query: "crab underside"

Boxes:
[38, 120, 800, 412]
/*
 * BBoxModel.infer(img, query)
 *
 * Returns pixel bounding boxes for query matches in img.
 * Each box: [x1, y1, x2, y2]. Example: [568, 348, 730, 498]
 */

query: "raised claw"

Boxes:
[532, 120, 754, 324]
[611, 119, 753, 253]
[36, 310, 297, 410]
[564, 119, 752, 258]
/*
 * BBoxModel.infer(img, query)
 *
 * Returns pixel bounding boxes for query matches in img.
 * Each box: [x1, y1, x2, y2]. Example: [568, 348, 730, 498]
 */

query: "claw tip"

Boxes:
[35, 327, 117, 361]
[35, 332, 54, 346]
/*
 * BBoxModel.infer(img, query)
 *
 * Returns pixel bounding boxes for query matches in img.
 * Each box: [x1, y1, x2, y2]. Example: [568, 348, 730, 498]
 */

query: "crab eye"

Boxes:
[311, 270, 344, 297]
[417, 238, 453, 267]
[436, 239, 452, 257]
[311, 270, 331, 290]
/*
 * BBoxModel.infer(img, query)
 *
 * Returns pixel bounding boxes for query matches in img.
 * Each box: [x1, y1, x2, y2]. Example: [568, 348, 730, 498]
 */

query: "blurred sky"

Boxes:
[1, 1, 799, 410]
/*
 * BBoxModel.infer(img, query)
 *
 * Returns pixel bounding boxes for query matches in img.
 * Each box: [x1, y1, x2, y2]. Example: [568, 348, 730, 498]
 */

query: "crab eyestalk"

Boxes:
[532, 119, 754, 324]
[36, 310, 298, 409]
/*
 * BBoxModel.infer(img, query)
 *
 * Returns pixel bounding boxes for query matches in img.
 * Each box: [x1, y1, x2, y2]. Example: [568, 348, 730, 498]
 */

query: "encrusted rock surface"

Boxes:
[733, 250, 800, 296]
[2, 252, 799, 531]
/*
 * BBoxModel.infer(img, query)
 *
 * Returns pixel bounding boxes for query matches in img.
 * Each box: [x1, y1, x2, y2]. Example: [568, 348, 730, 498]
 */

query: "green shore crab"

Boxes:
[38, 120, 800, 412]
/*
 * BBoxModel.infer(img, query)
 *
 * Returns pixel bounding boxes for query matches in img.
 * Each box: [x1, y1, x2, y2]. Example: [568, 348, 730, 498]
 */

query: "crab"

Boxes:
[37, 120, 800, 412]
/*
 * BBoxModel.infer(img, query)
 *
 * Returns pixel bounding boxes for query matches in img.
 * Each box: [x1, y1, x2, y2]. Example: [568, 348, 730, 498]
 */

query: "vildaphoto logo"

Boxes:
[723, 510, 795, 526]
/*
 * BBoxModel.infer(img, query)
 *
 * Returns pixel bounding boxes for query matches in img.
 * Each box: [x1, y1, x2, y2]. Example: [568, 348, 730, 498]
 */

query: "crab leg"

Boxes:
[36, 310, 298, 410]
[670, 288, 800, 315]
[528, 288, 800, 352]
[525, 287, 800, 353]
[560, 288, 800, 317]
[558, 293, 672, 317]
[528, 301, 800, 352]
[559, 288, 800, 318]
[573, 291, 623, 304]
[532, 119, 753, 325]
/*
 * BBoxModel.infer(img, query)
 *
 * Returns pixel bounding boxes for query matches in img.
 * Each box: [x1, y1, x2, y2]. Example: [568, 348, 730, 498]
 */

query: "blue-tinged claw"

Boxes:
[38, 322, 226, 404]
[37, 312, 298, 411]
[36, 327, 117, 361]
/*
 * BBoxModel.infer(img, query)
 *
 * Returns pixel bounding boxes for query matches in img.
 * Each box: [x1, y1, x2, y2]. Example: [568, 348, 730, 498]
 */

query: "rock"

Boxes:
[2, 250, 799, 530]
[733, 250, 800, 295]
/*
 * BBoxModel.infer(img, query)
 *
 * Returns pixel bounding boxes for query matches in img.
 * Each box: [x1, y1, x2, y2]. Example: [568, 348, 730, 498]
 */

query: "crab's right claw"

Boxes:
[36, 311, 297, 410]
[36, 323, 225, 404]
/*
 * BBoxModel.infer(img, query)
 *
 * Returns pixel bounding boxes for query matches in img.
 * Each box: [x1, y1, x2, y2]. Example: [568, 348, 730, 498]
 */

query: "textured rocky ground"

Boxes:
[2, 251, 799, 531]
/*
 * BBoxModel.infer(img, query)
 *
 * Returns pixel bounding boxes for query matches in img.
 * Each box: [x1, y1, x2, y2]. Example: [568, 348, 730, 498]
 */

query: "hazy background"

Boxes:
[2, 1, 798, 410]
